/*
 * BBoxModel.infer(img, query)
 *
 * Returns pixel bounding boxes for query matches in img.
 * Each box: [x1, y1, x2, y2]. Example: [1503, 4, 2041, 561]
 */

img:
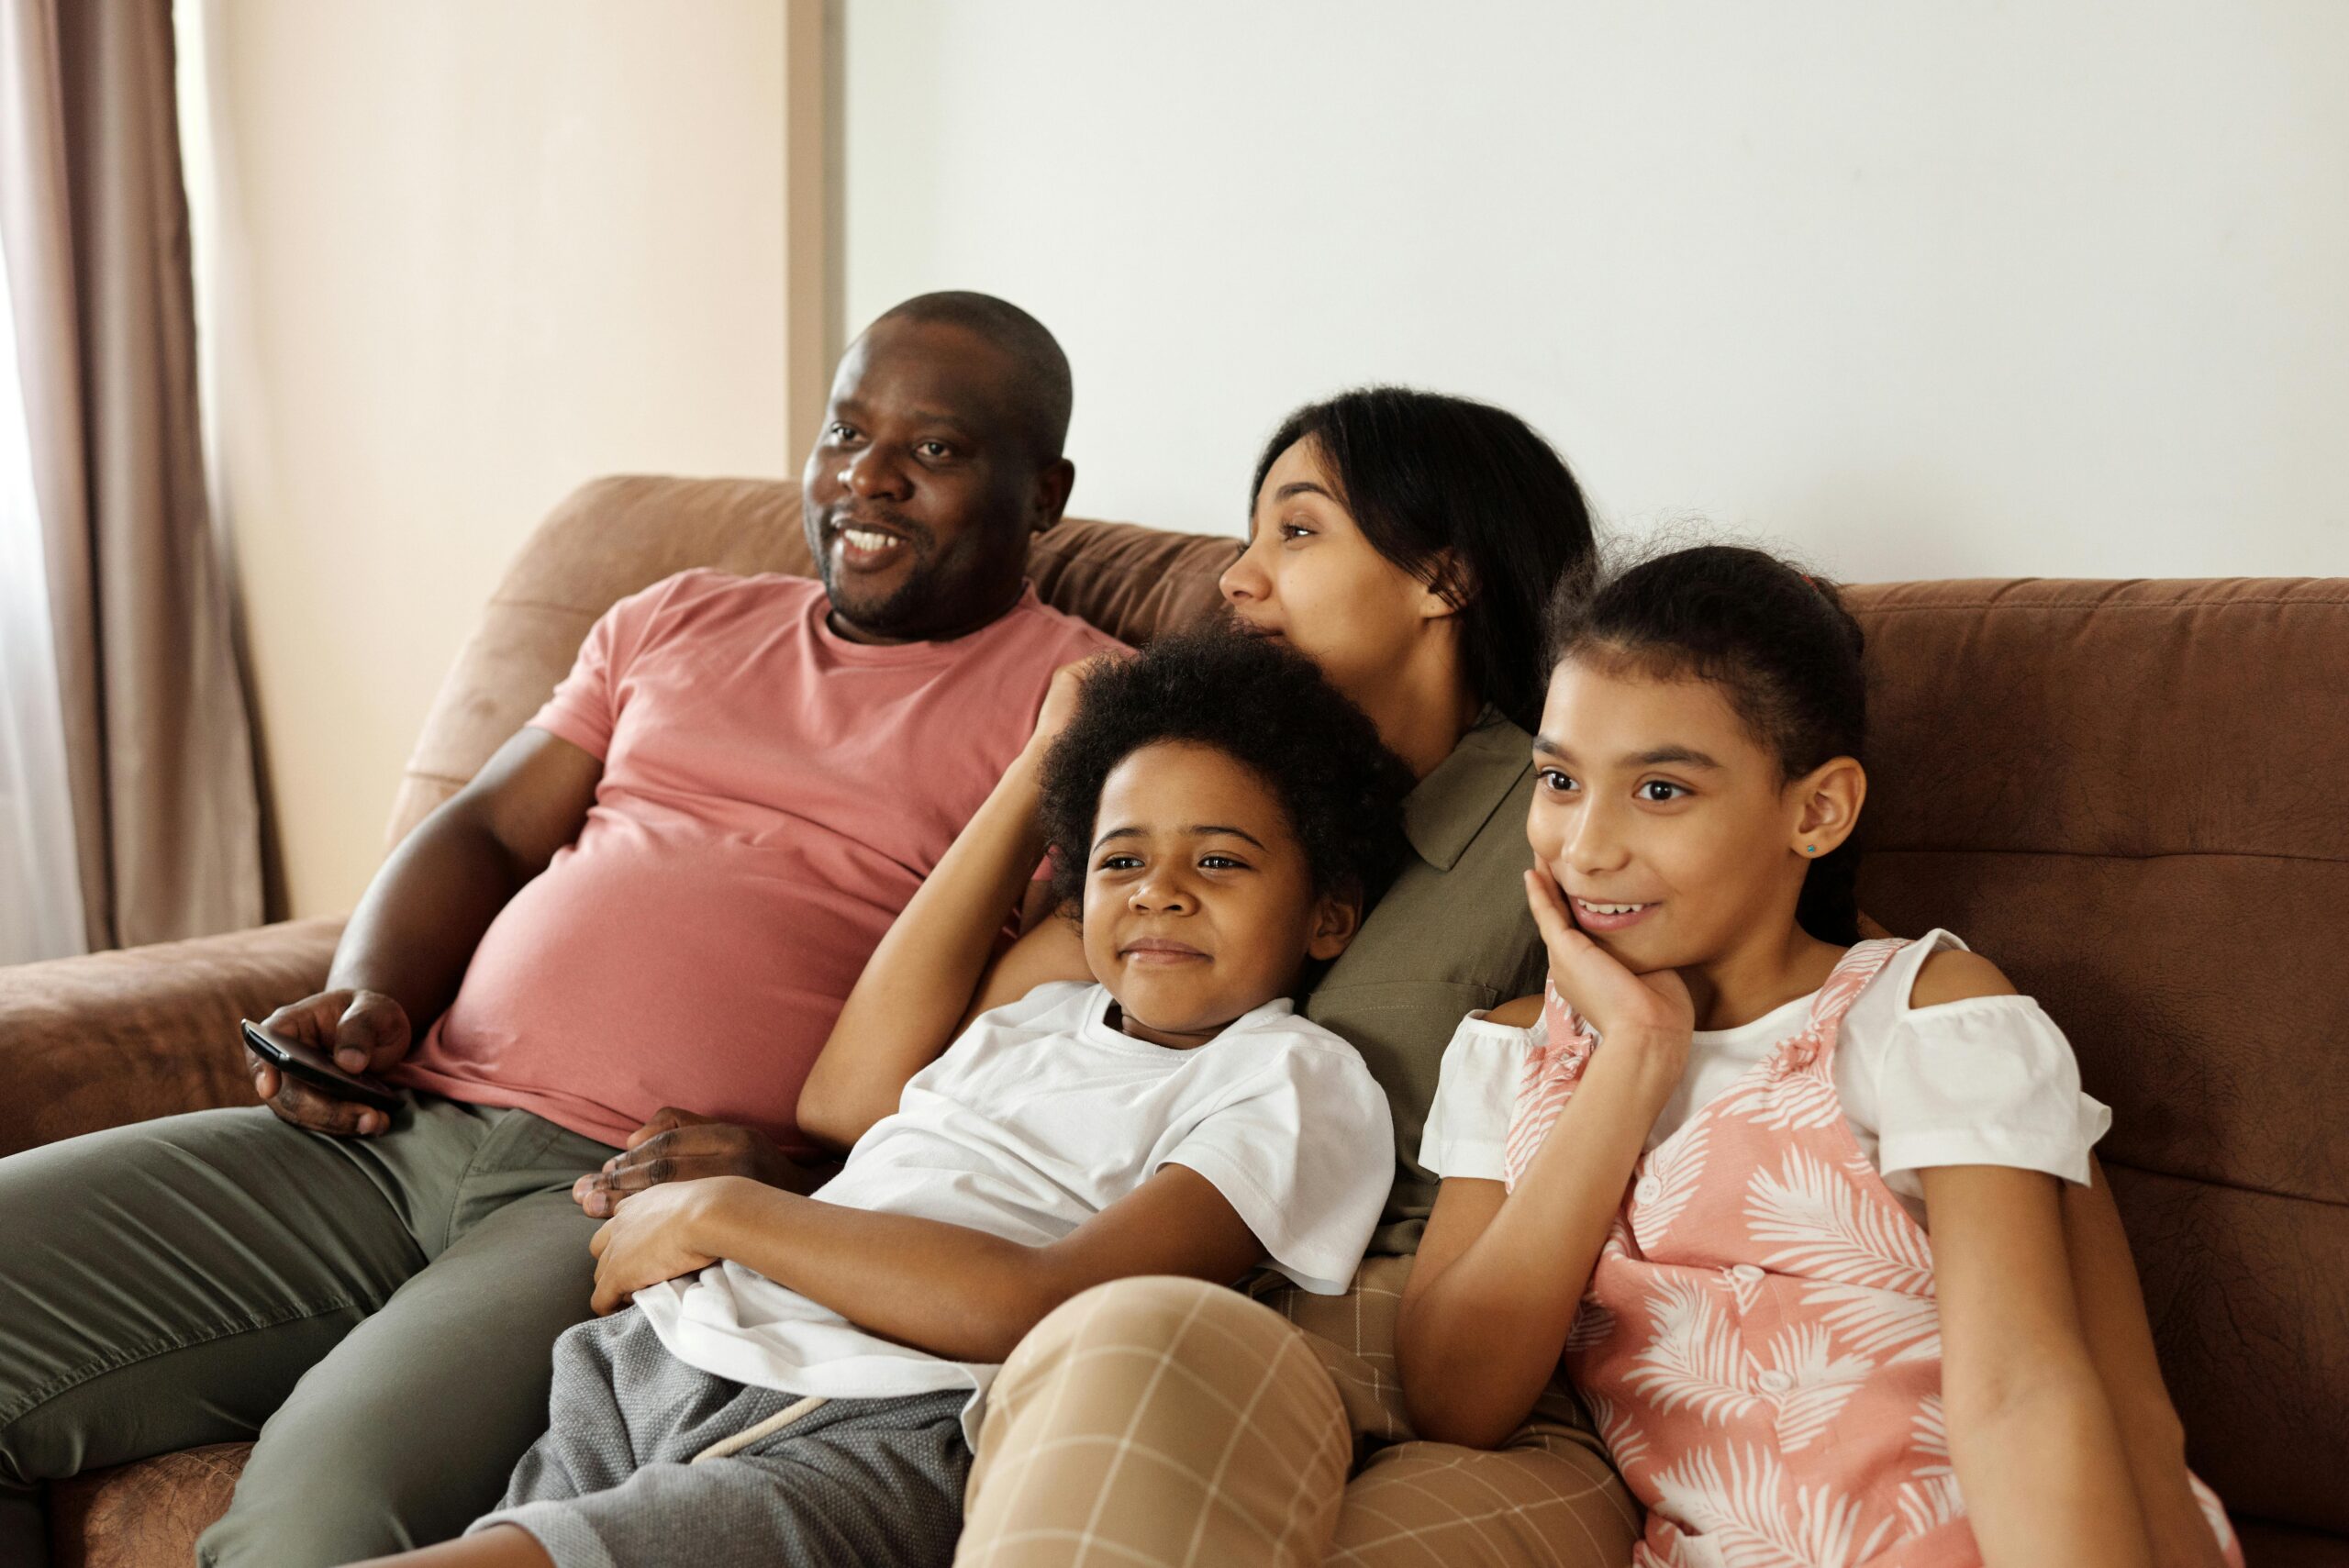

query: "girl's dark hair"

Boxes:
[1545, 545, 1868, 944]
[1252, 387, 1594, 731]
[1038, 629, 1413, 921]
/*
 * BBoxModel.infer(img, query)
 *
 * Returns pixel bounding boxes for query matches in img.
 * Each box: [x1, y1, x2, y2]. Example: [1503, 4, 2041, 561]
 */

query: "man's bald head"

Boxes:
[871, 291, 1073, 462]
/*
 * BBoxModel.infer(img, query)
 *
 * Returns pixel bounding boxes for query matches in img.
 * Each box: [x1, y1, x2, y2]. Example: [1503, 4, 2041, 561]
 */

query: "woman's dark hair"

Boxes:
[1252, 386, 1594, 730]
[1544, 544, 1868, 944]
[1038, 629, 1413, 921]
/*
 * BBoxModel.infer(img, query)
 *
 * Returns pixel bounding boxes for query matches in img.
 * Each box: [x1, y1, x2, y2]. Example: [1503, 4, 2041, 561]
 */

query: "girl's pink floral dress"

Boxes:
[1505, 939, 2242, 1568]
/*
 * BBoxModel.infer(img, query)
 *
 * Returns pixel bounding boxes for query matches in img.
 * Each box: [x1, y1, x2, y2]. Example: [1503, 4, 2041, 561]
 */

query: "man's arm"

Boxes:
[248, 727, 601, 1135]
[586, 1165, 1264, 1362]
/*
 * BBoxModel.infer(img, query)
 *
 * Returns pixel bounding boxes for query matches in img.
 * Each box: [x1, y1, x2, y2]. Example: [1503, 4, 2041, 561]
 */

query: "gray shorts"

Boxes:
[472, 1309, 970, 1568]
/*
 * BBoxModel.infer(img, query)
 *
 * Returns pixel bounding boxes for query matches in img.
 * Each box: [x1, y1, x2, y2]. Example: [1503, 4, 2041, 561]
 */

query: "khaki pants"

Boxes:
[959, 1260, 1641, 1568]
[0, 1095, 612, 1568]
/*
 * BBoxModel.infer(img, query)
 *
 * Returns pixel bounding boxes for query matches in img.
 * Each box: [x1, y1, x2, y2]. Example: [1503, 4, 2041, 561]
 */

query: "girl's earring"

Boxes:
[1805, 845, 1818, 854]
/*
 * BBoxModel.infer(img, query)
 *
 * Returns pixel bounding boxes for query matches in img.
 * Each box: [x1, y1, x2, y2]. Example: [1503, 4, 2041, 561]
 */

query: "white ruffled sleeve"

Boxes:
[1874, 995, 2113, 1187]
[1417, 1010, 1542, 1182]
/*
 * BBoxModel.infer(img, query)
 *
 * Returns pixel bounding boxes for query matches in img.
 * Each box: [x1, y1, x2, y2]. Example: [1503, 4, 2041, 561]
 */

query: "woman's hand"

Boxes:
[588, 1174, 755, 1314]
[1523, 865, 1693, 1097]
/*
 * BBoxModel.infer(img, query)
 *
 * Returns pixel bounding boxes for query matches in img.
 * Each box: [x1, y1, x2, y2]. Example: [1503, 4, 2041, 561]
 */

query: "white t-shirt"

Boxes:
[634, 980, 1394, 1444]
[1419, 930, 2111, 1224]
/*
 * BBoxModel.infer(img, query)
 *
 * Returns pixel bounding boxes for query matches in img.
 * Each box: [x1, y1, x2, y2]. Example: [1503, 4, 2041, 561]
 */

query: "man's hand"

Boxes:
[245, 988, 412, 1137]
[572, 1107, 821, 1218]
[589, 1175, 754, 1314]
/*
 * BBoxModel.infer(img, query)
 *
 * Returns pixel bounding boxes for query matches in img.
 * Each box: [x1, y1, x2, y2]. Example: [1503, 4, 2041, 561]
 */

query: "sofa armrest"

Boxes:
[0, 917, 345, 1157]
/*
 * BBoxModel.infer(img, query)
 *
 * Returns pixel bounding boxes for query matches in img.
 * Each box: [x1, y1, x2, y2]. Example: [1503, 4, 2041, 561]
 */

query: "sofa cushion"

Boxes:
[49, 1442, 248, 1568]
[1847, 576, 2349, 1536]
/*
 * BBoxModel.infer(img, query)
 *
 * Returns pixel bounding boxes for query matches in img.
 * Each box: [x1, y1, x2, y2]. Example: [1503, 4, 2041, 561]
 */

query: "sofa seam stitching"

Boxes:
[1860, 595, 2349, 613]
[1864, 845, 2345, 866]
[2099, 1158, 2348, 1213]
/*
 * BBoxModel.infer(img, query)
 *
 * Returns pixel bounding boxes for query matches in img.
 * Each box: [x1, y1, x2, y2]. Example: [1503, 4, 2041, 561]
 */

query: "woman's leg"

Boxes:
[957, 1277, 1354, 1568]
[1327, 1431, 1639, 1568]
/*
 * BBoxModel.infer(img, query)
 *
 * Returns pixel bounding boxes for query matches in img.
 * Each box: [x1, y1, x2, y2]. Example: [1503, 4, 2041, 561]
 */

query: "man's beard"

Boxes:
[807, 503, 944, 638]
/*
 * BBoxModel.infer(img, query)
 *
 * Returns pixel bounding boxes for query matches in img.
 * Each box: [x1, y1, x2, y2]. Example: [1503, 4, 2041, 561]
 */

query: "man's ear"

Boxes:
[1305, 886, 1364, 962]
[1787, 755, 1866, 859]
[1032, 458, 1076, 535]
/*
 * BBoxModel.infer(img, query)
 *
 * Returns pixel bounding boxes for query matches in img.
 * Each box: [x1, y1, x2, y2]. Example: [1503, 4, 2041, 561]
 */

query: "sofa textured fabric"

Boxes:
[2, 475, 2341, 1567]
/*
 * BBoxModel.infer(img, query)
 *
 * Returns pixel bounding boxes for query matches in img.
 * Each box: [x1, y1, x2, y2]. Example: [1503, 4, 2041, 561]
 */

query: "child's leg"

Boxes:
[470, 1391, 970, 1568]
[344, 1523, 554, 1568]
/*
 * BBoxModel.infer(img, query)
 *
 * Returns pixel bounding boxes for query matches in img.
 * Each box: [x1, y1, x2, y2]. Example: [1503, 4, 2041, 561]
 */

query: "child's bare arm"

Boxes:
[1929, 1162, 2154, 1568]
[586, 1165, 1264, 1362]
[798, 662, 1100, 1151]
[2064, 1158, 2226, 1568]
[1396, 1037, 1665, 1448]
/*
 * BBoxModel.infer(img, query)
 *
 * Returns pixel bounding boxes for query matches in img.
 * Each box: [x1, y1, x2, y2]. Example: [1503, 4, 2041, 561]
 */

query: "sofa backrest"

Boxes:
[388, 475, 1242, 842]
[395, 474, 2346, 1539]
[1846, 575, 2347, 1538]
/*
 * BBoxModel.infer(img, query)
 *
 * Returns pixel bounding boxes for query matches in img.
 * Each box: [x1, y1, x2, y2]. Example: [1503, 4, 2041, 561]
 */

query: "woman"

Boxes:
[955, 387, 1647, 1567]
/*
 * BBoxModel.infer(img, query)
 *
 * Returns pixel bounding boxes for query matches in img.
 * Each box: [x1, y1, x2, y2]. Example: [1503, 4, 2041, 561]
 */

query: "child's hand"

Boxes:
[587, 1175, 733, 1314]
[1025, 651, 1127, 762]
[1523, 866, 1694, 1090]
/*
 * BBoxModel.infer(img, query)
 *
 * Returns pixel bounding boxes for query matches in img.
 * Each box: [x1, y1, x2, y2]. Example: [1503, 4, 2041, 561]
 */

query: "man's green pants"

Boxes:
[0, 1094, 614, 1567]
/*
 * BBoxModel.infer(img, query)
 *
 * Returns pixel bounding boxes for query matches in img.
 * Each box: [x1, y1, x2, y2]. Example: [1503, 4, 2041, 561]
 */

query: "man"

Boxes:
[0, 293, 1120, 1568]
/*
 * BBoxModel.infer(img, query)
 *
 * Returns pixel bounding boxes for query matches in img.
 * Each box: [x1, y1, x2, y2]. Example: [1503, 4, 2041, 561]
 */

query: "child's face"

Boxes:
[1081, 741, 1357, 1049]
[1526, 658, 1859, 973]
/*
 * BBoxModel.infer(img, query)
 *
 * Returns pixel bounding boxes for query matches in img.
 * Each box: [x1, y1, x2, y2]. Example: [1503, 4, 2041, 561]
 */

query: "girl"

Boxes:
[350, 631, 1410, 1568]
[1397, 546, 2239, 1568]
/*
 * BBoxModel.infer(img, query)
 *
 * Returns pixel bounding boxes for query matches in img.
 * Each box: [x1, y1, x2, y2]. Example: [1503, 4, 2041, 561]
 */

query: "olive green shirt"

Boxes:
[1305, 706, 1546, 1256]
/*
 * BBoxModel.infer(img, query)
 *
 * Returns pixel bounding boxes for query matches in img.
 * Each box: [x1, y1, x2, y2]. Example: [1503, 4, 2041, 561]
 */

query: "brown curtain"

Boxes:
[0, 0, 261, 950]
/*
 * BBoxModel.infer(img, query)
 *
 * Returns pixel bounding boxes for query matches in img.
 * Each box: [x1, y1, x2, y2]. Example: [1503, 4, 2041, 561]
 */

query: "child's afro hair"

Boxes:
[1038, 628, 1414, 919]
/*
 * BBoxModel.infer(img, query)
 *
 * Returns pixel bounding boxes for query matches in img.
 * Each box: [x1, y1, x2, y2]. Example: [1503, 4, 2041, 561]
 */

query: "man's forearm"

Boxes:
[326, 805, 537, 1031]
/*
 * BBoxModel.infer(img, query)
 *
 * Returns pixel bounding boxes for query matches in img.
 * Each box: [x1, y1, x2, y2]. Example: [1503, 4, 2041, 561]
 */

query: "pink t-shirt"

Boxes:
[392, 569, 1122, 1153]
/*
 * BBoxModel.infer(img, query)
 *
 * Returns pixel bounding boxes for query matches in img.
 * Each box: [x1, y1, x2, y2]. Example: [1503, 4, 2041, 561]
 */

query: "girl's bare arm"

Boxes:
[1395, 1039, 1667, 1448]
[2064, 1159, 2225, 1568]
[1928, 1161, 2153, 1568]
[1397, 868, 1694, 1448]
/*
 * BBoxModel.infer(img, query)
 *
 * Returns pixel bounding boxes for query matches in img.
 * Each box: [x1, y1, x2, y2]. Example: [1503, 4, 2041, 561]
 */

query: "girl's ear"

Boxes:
[1305, 886, 1364, 961]
[1787, 756, 1866, 860]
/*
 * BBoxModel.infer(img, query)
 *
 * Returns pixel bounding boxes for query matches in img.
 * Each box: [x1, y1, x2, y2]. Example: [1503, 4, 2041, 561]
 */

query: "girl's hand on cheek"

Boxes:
[1524, 867, 1693, 1092]
[587, 1175, 740, 1315]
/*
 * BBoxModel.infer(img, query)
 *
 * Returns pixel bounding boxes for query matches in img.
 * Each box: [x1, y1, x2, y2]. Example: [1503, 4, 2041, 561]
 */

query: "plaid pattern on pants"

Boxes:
[958, 1259, 1640, 1568]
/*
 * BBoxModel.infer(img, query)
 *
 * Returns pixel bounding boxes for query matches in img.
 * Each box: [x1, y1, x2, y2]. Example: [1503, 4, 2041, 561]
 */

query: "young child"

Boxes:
[1395, 547, 2241, 1568]
[351, 629, 1411, 1568]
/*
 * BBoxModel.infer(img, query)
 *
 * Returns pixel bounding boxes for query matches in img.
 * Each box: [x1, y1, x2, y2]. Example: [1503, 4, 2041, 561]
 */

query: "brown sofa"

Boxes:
[4, 475, 2343, 1566]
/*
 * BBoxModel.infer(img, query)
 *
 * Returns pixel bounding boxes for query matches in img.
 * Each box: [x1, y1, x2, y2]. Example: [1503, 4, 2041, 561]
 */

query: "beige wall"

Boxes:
[188, 2, 804, 917]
